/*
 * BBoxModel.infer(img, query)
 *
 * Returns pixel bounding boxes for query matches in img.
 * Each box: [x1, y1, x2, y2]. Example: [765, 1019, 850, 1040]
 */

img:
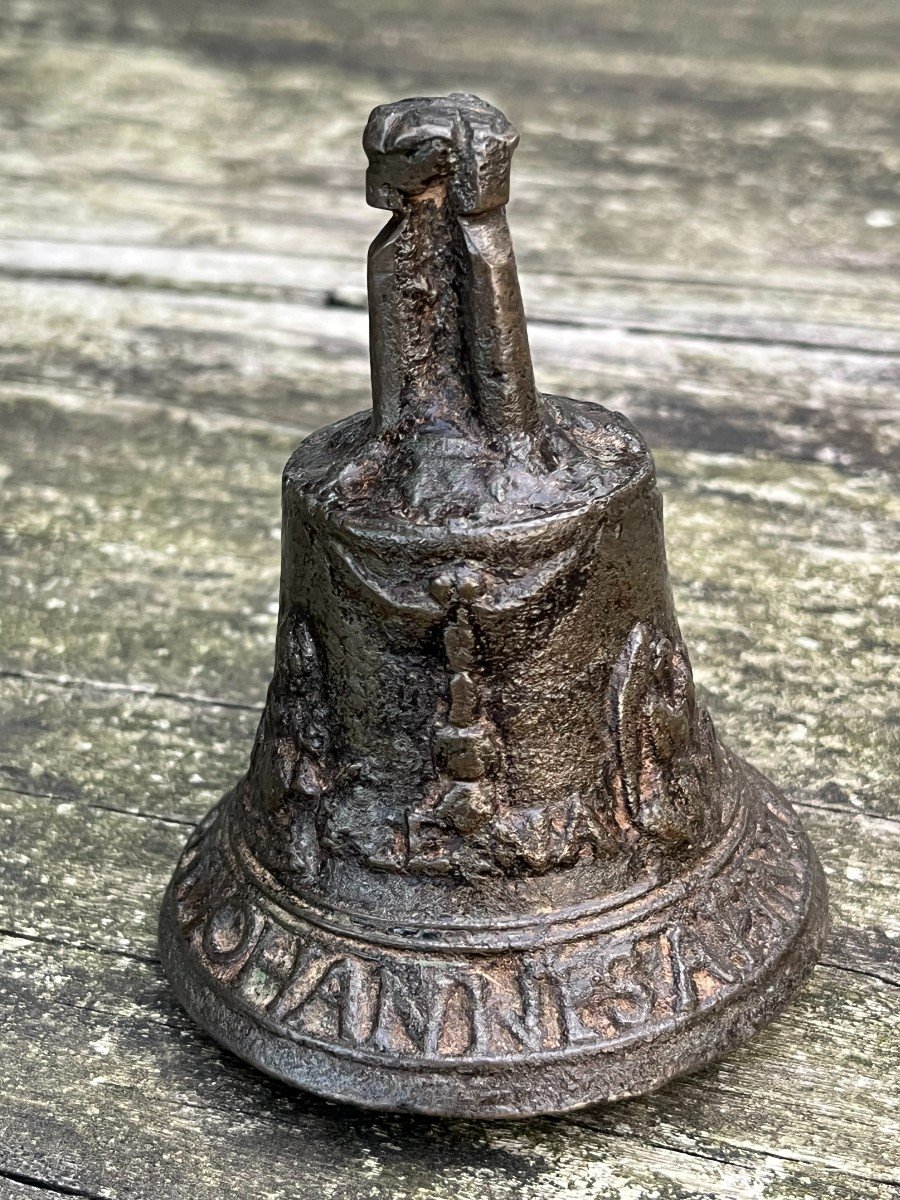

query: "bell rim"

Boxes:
[159, 755, 828, 1117]
[159, 881, 825, 1118]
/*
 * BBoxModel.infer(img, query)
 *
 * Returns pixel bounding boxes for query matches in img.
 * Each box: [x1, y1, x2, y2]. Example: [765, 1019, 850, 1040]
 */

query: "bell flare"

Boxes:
[160, 748, 825, 1116]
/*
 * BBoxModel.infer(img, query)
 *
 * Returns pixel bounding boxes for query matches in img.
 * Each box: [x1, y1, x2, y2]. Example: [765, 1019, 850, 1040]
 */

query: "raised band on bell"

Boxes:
[159, 93, 828, 1118]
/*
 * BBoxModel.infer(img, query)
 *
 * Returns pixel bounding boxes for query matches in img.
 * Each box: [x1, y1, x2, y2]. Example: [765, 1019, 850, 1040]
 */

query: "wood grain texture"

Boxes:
[3, 377, 896, 817]
[1, 0, 899, 286]
[1, 752, 898, 973]
[0, 0, 898, 1196]
[0, 936, 897, 1200]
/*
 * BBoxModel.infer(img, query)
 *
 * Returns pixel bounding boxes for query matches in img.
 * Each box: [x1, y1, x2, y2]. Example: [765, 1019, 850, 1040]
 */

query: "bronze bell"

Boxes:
[159, 94, 827, 1117]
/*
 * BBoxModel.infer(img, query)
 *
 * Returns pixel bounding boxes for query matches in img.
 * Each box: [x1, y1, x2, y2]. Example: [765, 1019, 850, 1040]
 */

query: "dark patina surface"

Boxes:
[159, 93, 827, 1117]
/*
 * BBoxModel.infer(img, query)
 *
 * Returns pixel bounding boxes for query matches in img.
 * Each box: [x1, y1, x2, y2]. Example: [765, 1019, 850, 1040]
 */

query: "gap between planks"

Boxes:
[0, 668, 258, 715]
[1, 779, 897, 987]
[0, 1168, 112, 1200]
[0, 930, 897, 1196]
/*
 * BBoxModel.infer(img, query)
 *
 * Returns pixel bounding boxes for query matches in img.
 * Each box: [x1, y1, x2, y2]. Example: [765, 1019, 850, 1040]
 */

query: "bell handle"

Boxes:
[364, 93, 540, 440]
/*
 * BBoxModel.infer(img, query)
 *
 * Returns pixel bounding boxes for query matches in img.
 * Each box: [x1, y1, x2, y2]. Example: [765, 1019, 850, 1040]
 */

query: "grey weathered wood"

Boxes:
[3, 241, 900, 353]
[0, 0, 898, 1195]
[0, 1181, 82, 1200]
[0, 934, 897, 1199]
[1, 0, 898, 290]
[3, 374, 897, 817]
[2, 763, 898, 973]
[2, 275, 899, 473]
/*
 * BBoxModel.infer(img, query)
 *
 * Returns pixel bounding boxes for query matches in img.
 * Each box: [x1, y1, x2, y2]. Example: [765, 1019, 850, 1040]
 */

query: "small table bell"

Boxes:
[159, 93, 827, 1118]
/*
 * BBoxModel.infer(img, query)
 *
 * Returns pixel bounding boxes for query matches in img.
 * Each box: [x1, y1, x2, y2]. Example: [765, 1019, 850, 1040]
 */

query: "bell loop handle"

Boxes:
[364, 93, 540, 440]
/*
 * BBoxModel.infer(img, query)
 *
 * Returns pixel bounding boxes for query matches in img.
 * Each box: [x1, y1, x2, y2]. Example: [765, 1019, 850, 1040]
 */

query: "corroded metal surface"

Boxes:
[159, 94, 828, 1117]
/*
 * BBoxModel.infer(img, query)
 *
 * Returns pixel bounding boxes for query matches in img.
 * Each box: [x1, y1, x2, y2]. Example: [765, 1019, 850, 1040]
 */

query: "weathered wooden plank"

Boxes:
[0, 934, 896, 1199]
[4, 239, 900, 355]
[0, 387, 287, 703]
[0, 0, 897, 299]
[577, 958, 900, 1184]
[0, 9, 896, 1195]
[2, 277, 898, 472]
[0, 1176, 92, 1200]
[0, 788, 183, 958]
[4, 671, 899, 959]
[0, 679, 256, 824]
[824, 923, 900, 988]
[3, 380, 896, 816]
[7, 0, 900, 73]
[1, 764, 897, 969]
